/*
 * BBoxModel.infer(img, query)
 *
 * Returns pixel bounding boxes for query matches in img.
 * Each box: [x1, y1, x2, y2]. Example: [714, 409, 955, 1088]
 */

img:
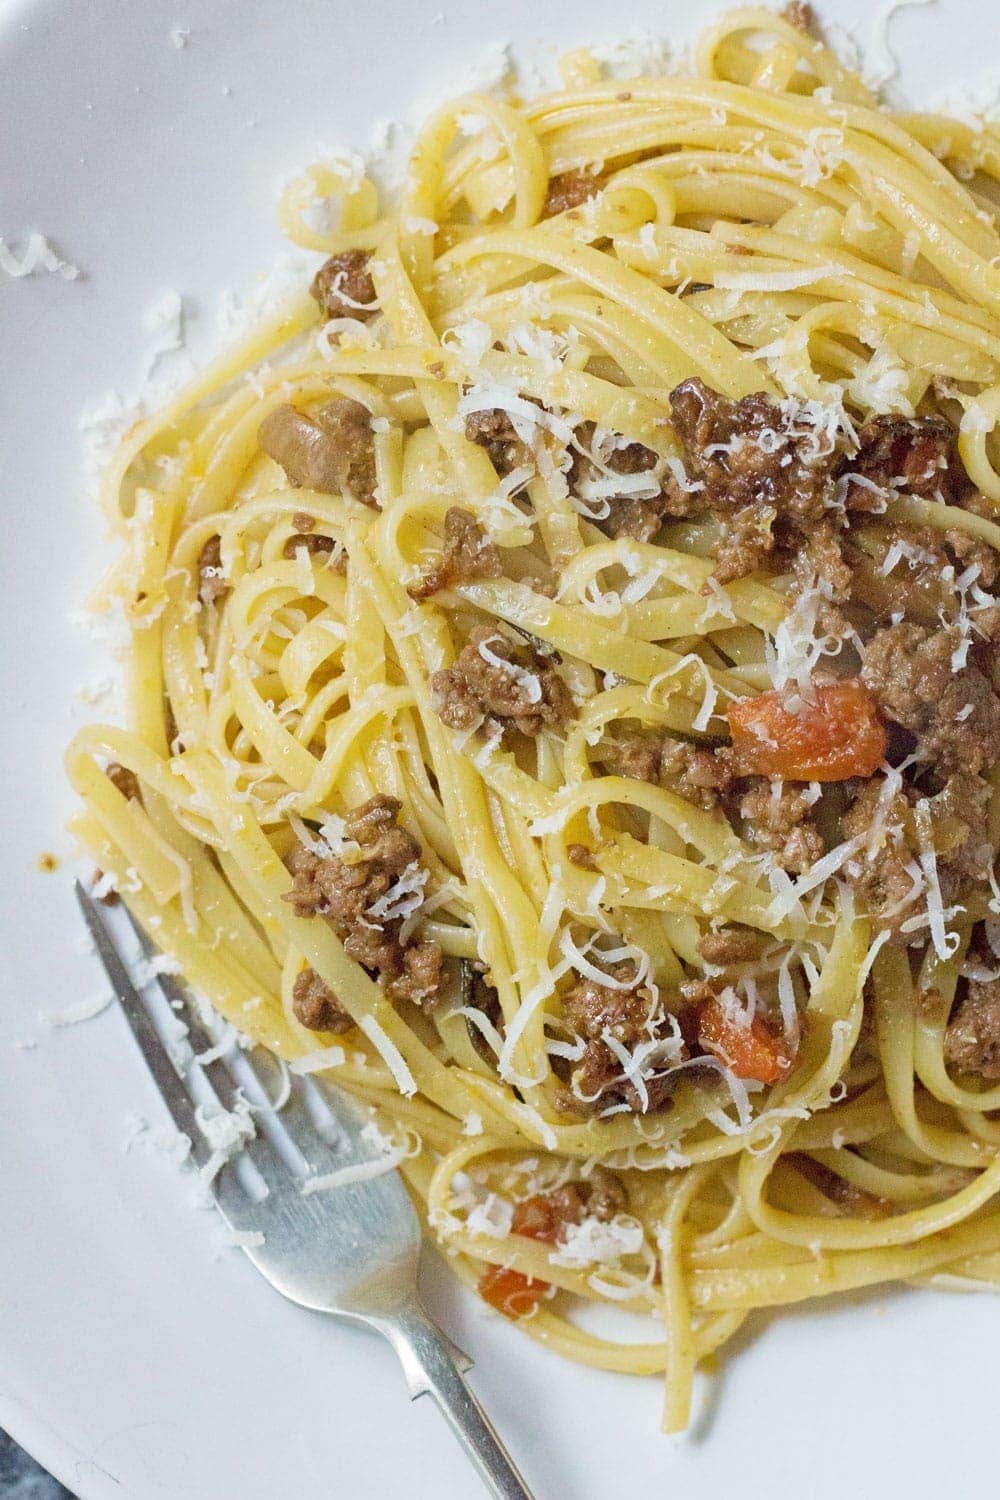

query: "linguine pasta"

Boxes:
[67, 5, 1000, 1432]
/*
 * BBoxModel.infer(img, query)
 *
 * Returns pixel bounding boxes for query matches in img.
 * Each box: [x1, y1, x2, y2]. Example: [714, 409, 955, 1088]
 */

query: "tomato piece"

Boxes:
[478, 1265, 549, 1319]
[727, 680, 886, 782]
[510, 1195, 563, 1244]
[698, 998, 793, 1086]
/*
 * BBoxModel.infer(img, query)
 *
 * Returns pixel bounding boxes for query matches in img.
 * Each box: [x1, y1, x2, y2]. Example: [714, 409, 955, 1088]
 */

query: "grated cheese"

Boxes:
[550, 1213, 645, 1267]
[300, 1141, 409, 1195]
[0, 231, 80, 280]
[42, 991, 113, 1027]
[195, 1096, 256, 1187]
[359, 1014, 417, 1096]
[466, 1193, 515, 1238]
[365, 860, 429, 923]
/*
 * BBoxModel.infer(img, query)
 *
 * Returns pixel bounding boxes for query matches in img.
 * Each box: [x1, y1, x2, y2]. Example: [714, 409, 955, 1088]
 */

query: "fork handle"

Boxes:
[382, 1309, 535, 1500]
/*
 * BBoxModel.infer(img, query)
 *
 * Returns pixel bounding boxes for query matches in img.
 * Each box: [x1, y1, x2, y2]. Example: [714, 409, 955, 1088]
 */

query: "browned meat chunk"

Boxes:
[285, 794, 443, 1007]
[198, 535, 228, 605]
[542, 168, 602, 218]
[582, 1164, 629, 1220]
[310, 251, 378, 321]
[782, 1, 818, 32]
[512, 1165, 628, 1242]
[106, 762, 141, 803]
[599, 732, 731, 811]
[291, 967, 354, 1033]
[286, 794, 419, 922]
[259, 398, 377, 506]
[556, 962, 686, 1115]
[844, 521, 1000, 627]
[697, 926, 767, 966]
[842, 772, 993, 939]
[945, 978, 1000, 1080]
[735, 781, 824, 874]
[464, 409, 533, 475]
[408, 507, 503, 599]
[841, 777, 914, 935]
[430, 625, 574, 738]
[659, 738, 733, 811]
[566, 842, 598, 870]
[668, 377, 850, 588]
[861, 621, 1000, 776]
[569, 421, 686, 542]
[846, 414, 968, 505]
[283, 531, 337, 560]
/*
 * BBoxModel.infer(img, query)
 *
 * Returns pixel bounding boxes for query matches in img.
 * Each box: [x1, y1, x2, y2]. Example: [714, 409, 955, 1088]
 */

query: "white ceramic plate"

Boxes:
[2, 1, 998, 1495]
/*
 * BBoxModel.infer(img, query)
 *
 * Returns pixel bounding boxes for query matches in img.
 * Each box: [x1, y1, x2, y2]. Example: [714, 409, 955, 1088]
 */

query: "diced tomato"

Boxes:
[510, 1195, 564, 1244]
[478, 1265, 549, 1319]
[727, 680, 887, 782]
[697, 998, 793, 1086]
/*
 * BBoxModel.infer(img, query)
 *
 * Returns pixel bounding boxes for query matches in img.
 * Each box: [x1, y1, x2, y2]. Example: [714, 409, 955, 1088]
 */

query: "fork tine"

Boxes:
[112, 893, 340, 1187]
[117, 902, 247, 1099]
[74, 882, 213, 1171]
[107, 894, 301, 1193]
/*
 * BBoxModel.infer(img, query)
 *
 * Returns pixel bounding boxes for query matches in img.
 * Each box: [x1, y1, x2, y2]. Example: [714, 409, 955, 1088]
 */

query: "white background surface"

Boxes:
[1, 1, 998, 1496]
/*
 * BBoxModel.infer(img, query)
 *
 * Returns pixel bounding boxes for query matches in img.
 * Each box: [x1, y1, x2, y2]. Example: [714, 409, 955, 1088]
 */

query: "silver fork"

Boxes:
[75, 882, 535, 1500]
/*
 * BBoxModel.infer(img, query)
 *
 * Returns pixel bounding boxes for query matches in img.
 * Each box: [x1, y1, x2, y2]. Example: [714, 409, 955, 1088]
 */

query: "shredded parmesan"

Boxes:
[359, 1014, 417, 1096]
[0, 232, 80, 280]
[301, 1149, 407, 1195]
[42, 991, 113, 1027]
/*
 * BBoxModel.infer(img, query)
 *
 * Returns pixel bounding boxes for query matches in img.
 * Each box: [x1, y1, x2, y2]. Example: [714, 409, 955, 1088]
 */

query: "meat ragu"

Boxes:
[285, 795, 443, 1017]
[430, 625, 574, 740]
[624, 377, 1000, 1085]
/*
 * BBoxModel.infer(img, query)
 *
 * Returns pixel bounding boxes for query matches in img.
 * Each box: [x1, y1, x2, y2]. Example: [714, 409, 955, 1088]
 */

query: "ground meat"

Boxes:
[106, 762, 141, 802]
[861, 621, 1000, 776]
[697, 926, 766, 967]
[782, 0, 818, 32]
[736, 781, 824, 874]
[408, 507, 503, 599]
[258, 398, 377, 506]
[845, 414, 968, 506]
[285, 794, 444, 1006]
[401, 941, 445, 1002]
[659, 738, 733, 811]
[464, 409, 533, 475]
[606, 490, 690, 543]
[542, 168, 602, 218]
[283, 531, 337, 559]
[556, 962, 686, 1115]
[668, 377, 851, 588]
[582, 1164, 628, 1220]
[566, 842, 598, 870]
[569, 421, 686, 542]
[841, 777, 917, 937]
[513, 1165, 628, 1241]
[430, 625, 574, 738]
[198, 535, 228, 605]
[286, 795, 420, 924]
[291, 967, 354, 1033]
[599, 733, 732, 811]
[310, 250, 378, 321]
[842, 771, 993, 939]
[944, 978, 1000, 1080]
[844, 522, 1000, 627]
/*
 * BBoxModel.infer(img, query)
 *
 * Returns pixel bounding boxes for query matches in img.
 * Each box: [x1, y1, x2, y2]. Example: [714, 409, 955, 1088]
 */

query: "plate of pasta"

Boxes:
[4, 0, 1000, 1495]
